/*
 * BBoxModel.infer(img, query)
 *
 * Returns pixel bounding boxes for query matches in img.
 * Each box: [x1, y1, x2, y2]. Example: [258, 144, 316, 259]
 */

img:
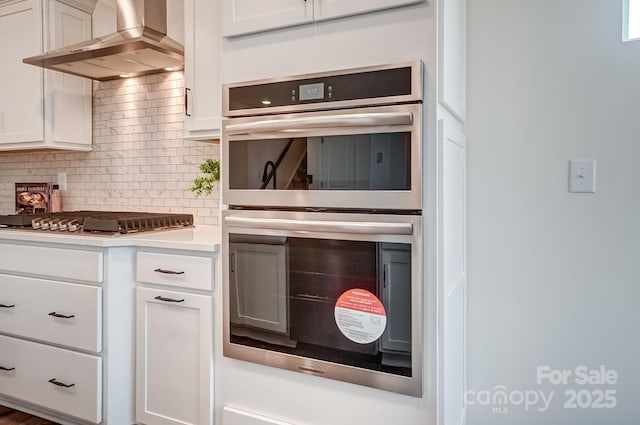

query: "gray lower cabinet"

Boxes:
[378, 243, 412, 356]
[228, 242, 288, 334]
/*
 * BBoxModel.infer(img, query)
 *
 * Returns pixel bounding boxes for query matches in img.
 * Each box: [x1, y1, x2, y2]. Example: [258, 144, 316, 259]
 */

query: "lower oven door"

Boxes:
[222, 209, 423, 397]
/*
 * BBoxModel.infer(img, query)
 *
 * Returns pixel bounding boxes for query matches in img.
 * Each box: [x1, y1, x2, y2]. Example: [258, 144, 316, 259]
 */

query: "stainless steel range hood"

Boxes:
[23, 0, 183, 81]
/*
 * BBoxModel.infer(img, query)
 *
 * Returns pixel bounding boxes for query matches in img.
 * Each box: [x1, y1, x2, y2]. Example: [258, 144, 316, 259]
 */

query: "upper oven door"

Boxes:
[222, 103, 422, 211]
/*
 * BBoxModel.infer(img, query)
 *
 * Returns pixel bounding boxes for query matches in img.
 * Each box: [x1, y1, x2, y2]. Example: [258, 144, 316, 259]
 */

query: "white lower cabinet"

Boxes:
[135, 250, 214, 425]
[0, 275, 102, 352]
[0, 335, 102, 423]
[0, 242, 135, 425]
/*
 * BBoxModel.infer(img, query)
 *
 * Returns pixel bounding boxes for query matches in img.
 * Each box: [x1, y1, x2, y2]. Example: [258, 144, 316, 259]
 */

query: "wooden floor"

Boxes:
[0, 407, 58, 425]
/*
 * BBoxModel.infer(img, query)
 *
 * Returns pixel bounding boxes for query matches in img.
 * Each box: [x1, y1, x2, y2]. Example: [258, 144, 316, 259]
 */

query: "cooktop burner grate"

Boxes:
[0, 211, 194, 234]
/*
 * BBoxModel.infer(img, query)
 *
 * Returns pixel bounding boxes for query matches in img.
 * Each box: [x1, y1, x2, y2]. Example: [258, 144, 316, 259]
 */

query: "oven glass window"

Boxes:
[229, 235, 412, 377]
[228, 133, 411, 191]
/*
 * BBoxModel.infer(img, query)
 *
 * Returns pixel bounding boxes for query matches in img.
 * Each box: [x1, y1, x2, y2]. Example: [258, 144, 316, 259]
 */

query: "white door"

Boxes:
[229, 242, 288, 333]
[319, 136, 358, 190]
[0, 0, 44, 144]
[136, 288, 213, 425]
[222, 0, 313, 37]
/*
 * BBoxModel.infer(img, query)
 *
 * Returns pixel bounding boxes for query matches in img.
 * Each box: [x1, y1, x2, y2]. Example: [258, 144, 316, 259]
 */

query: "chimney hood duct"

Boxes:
[23, 0, 183, 81]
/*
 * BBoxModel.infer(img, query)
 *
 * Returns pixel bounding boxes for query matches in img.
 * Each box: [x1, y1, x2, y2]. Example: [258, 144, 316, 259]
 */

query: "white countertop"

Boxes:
[0, 225, 221, 252]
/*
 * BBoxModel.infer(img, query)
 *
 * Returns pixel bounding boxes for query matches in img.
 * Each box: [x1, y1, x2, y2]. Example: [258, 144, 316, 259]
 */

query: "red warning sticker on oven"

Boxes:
[334, 289, 387, 344]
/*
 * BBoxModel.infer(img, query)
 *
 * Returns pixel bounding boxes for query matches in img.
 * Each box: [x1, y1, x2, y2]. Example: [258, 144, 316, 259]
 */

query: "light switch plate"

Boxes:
[569, 159, 596, 193]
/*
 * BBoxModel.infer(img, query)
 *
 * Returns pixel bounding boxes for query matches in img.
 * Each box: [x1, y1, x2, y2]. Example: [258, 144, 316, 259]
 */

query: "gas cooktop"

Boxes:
[0, 211, 194, 235]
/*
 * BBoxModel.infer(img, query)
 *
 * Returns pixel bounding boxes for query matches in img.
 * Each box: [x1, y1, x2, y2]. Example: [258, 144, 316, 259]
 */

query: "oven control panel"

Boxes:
[224, 61, 422, 116]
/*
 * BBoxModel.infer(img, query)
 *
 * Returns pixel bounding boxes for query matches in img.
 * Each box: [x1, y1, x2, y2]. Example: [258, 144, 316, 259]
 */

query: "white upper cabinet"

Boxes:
[184, 0, 222, 140]
[314, 0, 424, 22]
[223, 0, 312, 37]
[223, 0, 425, 37]
[0, 0, 94, 151]
[0, 0, 44, 145]
[438, 0, 466, 121]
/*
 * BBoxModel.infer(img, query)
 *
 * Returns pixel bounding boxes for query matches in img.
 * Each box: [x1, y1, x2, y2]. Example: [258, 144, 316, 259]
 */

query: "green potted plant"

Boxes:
[190, 158, 220, 197]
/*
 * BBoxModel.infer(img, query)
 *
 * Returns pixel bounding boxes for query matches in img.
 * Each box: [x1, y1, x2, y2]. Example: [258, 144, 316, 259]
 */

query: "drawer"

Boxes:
[137, 251, 213, 291]
[0, 335, 102, 424]
[0, 275, 102, 352]
[223, 406, 294, 425]
[0, 243, 103, 283]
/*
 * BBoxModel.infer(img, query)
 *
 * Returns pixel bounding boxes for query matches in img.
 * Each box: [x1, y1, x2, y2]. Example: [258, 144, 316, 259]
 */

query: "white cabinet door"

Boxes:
[229, 242, 288, 334]
[184, 0, 222, 139]
[222, 0, 313, 37]
[46, 0, 93, 147]
[136, 287, 213, 425]
[0, 0, 44, 145]
[314, 0, 425, 22]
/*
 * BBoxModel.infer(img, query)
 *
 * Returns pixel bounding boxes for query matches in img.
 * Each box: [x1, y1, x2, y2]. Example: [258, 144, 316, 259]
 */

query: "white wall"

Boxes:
[467, 1, 640, 424]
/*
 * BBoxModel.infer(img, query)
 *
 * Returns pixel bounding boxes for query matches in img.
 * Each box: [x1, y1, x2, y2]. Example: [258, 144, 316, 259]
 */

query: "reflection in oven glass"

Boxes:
[228, 235, 412, 377]
[228, 133, 411, 191]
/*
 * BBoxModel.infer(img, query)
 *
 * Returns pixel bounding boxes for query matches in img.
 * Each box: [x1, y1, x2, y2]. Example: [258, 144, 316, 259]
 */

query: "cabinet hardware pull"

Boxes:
[48, 378, 74, 388]
[185, 87, 192, 116]
[383, 264, 387, 288]
[154, 296, 185, 303]
[230, 252, 235, 273]
[154, 268, 185, 275]
[0, 366, 15, 371]
[0, 303, 15, 308]
[296, 294, 330, 301]
[48, 312, 75, 319]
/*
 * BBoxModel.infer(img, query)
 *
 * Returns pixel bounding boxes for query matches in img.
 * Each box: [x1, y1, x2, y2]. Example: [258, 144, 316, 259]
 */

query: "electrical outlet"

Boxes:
[569, 160, 596, 193]
[57, 172, 67, 191]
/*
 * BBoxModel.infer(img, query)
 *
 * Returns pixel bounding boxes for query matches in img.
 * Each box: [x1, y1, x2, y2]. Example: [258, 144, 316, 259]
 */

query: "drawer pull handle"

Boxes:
[154, 268, 185, 275]
[0, 304, 15, 308]
[48, 378, 75, 388]
[154, 296, 185, 303]
[48, 312, 75, 319]
[0, 366, 15, 371]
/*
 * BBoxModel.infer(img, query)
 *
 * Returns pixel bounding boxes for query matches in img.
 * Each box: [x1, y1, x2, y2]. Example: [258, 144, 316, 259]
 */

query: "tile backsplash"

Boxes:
[0, 72, 220, 225]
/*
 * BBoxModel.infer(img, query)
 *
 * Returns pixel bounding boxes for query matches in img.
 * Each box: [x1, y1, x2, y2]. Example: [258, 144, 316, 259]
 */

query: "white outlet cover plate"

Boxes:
[569, 159, 596, 193]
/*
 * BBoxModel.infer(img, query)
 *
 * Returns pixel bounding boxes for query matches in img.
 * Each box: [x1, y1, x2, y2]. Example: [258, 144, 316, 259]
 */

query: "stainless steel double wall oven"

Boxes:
[221, 61, 424, 396]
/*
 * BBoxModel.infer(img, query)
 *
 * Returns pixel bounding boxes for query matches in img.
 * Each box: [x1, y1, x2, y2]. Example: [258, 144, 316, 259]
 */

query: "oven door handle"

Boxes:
[224, 216, 413, 235]
[224, 112, 413, 135]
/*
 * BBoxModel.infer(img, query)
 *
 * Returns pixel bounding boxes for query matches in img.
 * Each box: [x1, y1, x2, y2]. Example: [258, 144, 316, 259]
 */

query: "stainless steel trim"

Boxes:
[224, 216, 413, 235]
[22, 0, 183, 81]
[224, 112, 413, 135]
[222, 60, 423, 117]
